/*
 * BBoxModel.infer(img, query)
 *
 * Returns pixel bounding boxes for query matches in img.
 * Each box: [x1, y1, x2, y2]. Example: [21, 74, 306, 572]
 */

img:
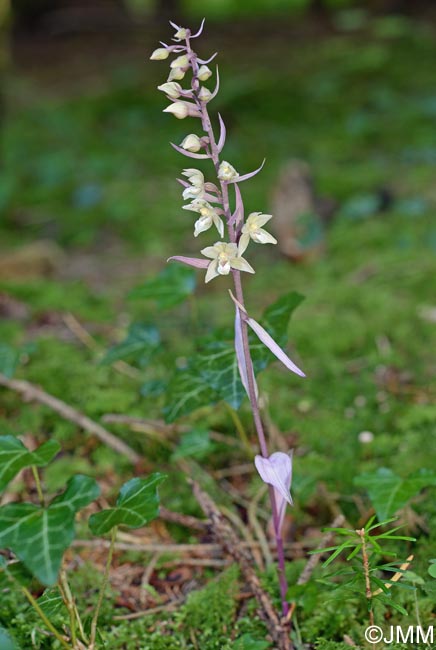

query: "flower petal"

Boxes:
[253, 213, 273, 228]
[254, 452, 293, 506]
[205, 260, 220, 283]
[246, 317, 305, 377]
[212, 214, 224, 238]
[230, 256, 255, 274]
[200, 245, 218, 259]
[252, 229, 277, 245]
[238, 233, 250, 256]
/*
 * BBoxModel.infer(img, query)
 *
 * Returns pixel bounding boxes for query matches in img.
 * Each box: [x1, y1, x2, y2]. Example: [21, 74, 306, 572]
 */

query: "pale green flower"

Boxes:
[174, 27, 188, 40]
[180, 134, 202, 152]
[218, 161, 239, 182]
[163, 102, 189, 119]
[157, 82, 182, 99]
[197, 65, 212, 81]
[168, 67, 186, 82]
[238, 212, 277, 255]
[201, 242, 255, 283]
[150, 48, 169, 61]
[198, 86, 212, 103]
[171, 54, 189, 69]
[182, 169, 204, 187]
[183, 199, 224, 238]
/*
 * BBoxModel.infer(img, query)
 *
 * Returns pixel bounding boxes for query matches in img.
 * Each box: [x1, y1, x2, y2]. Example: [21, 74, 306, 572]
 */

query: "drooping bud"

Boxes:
[197, 65, 212, 81]
[198, 86, 212, 103]
[163, 102, 189, 119]
[168, 67, 186, 82]
[180, 134, 203, 153]
[157, 82, 182, 99]
[171, 54, 189, 69]
[218, 161, 239, 182]
[150, 47, 169, 61]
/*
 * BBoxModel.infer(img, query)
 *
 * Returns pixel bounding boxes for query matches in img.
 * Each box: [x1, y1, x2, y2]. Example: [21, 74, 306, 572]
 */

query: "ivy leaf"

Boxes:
[0, 344, 20, 379]
[37, 587, 68, 617]
[354, 468, 436, 521]
[197, 340, 246, 410]
[129, 265, 196, 309]
[428, 560, 436, 579]
[0, 437, 61, 493]
[232, 634, 270, 650]
[171, 429, 214, 461]
[0, 475, 100, 586]
[164, 291, 304, 419]
[164, 369, 216, 422]
[0, 628, 19, 650]
[101, 324, 160, 367]
[88, 474, 166, 536]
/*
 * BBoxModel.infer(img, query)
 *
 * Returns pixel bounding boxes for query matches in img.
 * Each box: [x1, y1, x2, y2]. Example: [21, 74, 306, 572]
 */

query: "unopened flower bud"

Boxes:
[198, 86, 212, 103]
[157, 82, 182, 99]
[163, 102, 189, 119]
[171, 55, 189, 69]
[218, 161, 239, 182]
[180, 134, 202, 152]
[197, 65, 212, 81]
[150, 47, 169, 61]
[168, 67, 186, 81]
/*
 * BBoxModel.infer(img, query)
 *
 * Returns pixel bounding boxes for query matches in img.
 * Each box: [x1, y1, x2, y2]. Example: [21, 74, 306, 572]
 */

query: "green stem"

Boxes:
[21, 584, 71, 650]
[59, 568, 86, 648]
[89, 526, 117, 649]
[224, 403, 252, 456]
[31, 465, 45, 506]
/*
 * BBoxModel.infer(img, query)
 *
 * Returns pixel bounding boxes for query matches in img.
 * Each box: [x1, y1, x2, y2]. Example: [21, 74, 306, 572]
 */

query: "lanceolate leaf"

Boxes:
[0, 437, 61, 493]
[89, 474, 166, 536]
[0, 475, 100, 586]
[354, 468, 436, 521]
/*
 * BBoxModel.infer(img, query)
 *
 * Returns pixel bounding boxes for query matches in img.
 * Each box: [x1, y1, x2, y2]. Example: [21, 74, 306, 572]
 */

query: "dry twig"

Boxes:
[0, 373, 140, 464]
[190, 480, 293, 650]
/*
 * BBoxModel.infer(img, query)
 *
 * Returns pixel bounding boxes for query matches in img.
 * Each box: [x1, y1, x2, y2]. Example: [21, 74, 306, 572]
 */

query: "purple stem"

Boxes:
[184, 34, 290, 617]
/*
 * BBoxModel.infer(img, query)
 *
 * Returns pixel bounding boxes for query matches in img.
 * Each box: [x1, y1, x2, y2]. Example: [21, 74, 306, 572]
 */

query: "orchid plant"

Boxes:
[151, 20, 305, 617]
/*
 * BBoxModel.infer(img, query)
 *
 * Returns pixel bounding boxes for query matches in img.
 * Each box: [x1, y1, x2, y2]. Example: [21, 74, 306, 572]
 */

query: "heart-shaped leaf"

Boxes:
[129, 265, 196, 309]
[89, 474, 166, 536]
[0, 437, 61, 493]
[354, 468, 436, 521]
[0, 475, 100, 585]
[0, 627, 19, 650]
